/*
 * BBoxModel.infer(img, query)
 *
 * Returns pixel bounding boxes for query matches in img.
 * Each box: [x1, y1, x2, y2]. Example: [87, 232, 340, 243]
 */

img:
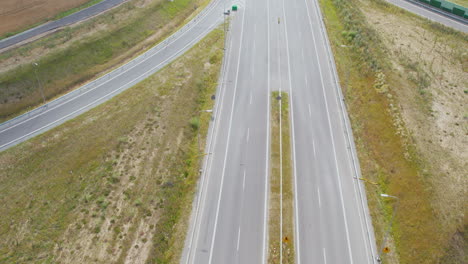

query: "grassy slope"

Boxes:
[0, 26, 223, 263]
[269, 92, 294, 264]
[0, 0, 206, 122]
[53, 0, 104, 20]
[317, 0, 461, 263]
[448, 0, 468, 7]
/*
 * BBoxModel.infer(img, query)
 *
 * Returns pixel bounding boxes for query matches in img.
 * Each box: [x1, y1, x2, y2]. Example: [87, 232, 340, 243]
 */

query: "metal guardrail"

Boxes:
[406, 0, 468, 24]
[0, 0, 223, 132]
[418, 0, 467, 18]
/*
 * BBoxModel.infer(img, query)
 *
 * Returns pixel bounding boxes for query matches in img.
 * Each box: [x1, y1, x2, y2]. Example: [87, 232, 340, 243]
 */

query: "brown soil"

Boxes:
[0, 0, 90, 36]
[53, 91, 184, 263]
[362, 0, 467, 233]
[359, 0, 467, 262]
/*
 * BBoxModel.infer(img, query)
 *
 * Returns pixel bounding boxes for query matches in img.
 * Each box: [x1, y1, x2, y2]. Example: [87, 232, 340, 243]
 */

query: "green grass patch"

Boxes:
[0, 0, 207, 122]
[319, 0, 446, 263]
[268, 92, 294, 264]
[0, 25, 224, 263]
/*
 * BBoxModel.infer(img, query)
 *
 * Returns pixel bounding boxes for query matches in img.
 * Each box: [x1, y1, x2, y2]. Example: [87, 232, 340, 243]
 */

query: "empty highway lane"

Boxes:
[183, 0, 378, 263]
[0, 0, 379, 263]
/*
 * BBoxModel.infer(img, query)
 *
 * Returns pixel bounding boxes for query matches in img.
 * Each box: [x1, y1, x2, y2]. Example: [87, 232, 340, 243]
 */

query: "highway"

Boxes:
[385, 0, 468, 33]
[2, 0, 466, 262]
[182, 0, 378, 263]
[0, 0, 227, 151]
[183, 0, 270, 263]
[0, 0, 127, 50]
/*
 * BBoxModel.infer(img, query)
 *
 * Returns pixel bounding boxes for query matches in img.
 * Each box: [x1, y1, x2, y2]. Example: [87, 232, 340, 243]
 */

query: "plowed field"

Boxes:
[0, 0, 89, 35]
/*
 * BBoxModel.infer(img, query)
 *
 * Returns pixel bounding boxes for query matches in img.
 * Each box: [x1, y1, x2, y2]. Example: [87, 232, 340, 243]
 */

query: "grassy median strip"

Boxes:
[268, 92, 294, 264]
[0, 0, 209, 122]
[319, 0, 467, 263]
[0, 26, 223, 263]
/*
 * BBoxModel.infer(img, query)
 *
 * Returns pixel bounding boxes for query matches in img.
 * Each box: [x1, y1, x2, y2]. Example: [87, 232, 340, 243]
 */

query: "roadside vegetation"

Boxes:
[319, 0, 467, 263]
[0, 26, 224, 263]
[448, 0, 468, 7]
[0, 0, 209, 122]
[268, 92, 294, 264]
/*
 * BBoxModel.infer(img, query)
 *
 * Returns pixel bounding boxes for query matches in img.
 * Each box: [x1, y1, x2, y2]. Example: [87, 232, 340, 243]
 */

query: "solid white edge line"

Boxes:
[303, 0, 354, 262]
[0, 0, 223, 135]
[310, 0, 377, 262]
[1, 17, 223, 151]
[281, 0, 301, 263]
[185, 7, 234, 264]
[263, 0, 271, 262]
[207, 6, 246, 264]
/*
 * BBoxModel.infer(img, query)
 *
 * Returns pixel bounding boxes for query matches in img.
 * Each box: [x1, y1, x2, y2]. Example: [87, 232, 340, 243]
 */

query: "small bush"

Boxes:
[189, 117, 200, 130]
[134, 199, 143, 207]
[209, 53, 220, 64]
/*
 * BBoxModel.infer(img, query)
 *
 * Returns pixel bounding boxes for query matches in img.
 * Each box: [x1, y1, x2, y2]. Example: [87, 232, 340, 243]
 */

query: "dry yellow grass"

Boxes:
[0, 0, 210, 122]
[319, 0, 467, 263]
[268, 92, 294, 264]
[0, 27, 223, 263]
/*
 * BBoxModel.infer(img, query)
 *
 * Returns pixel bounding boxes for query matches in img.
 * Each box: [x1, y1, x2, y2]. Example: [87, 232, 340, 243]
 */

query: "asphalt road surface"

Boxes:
[182, 0, 378, 263]
[385, 0, 468, 32]
[0, 0, 464, 262]
[0, 0, 227, 151]
[0, 0, 127, 50]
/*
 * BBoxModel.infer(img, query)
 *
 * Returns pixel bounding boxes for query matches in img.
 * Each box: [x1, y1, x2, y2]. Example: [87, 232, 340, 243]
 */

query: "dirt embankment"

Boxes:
[0, 0, 90, 36]
[361, 1, 467, 261]
[0, 28, 223, 263]
[319, 0, 467, 263]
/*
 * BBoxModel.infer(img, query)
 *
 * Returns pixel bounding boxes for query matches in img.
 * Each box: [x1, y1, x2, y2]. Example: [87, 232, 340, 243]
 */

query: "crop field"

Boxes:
[0, 0, 91, 37]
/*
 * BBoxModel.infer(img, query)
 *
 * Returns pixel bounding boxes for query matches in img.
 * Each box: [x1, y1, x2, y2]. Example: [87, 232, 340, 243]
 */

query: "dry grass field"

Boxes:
[320, 0, 467, 263]
[269, 92, 294, 264]
[449, 0, 468, 7]
[0, 0, 208, 122]
[0, 0, 90, 36]
[0, 27, 223, 263]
